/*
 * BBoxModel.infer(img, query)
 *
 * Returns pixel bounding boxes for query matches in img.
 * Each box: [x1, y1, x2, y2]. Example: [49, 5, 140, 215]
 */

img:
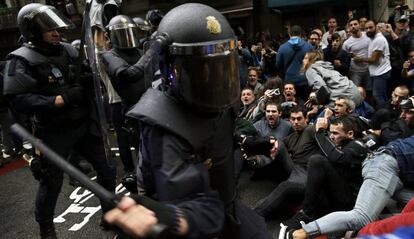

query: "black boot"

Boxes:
[39, 223, 57, 239]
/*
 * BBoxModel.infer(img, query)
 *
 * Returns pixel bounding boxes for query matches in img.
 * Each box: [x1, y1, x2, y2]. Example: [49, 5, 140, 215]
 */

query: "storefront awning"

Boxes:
[268, 0, 334, 8]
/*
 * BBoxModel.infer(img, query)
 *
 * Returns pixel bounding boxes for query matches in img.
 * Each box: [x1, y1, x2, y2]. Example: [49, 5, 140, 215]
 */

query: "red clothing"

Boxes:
[358, 197, 414, 235]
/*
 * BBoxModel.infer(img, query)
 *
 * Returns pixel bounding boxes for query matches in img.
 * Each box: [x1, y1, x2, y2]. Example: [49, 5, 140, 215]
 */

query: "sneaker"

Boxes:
[2, 149, 16, 164]
[278, 223, 289, 239]
[282, 210, 313, 230]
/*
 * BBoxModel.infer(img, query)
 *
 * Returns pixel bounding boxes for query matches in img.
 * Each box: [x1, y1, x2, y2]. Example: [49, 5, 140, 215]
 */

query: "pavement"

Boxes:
[0, 143, 282, 239]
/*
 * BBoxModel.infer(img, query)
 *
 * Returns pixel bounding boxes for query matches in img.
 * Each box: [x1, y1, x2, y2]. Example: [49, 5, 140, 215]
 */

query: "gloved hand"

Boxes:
[129, 194, 178, 233]
[150, 32, 171, 54]
[25, 154, 54, 181]
[241, 136, 274, 156]
[61, 85, 84, 106]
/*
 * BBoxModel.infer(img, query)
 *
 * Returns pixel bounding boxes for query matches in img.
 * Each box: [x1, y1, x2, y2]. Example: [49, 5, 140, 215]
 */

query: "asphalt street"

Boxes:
[0, 145, 282, 239]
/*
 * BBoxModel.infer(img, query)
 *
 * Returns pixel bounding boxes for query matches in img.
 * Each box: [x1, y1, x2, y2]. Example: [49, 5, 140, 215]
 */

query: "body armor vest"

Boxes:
[127, 88, 236, 204]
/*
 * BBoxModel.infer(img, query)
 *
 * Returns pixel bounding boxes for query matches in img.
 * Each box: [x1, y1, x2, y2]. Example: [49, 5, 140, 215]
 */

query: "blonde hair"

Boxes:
[303, 50, 324, 70]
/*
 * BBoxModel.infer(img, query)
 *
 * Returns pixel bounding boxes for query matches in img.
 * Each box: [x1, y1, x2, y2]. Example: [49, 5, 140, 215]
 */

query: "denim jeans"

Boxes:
[371, 70, 391, 107]
[349, 70, 371, 91]
[302, 152, 402, 236]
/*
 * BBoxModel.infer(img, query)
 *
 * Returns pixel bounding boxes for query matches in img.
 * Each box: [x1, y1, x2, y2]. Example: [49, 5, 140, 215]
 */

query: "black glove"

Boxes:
[61, 85, 84, 106]
[121, 173, 138, 194]
[241, 136, 274, 156]
[29, 156, 42, 181]
[129, 194, 178, 233]
[150, 32, 171, 54]
[27, 155, 54, 181]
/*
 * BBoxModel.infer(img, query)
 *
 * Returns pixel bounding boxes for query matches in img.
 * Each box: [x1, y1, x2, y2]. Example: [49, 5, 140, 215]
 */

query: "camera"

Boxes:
[361, 130, 380, 151]
[280, 101, 296, 119]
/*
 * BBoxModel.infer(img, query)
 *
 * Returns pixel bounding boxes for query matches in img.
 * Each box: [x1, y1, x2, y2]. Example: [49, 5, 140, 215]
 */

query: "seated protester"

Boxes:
[401, 49, 414, 90]
[254, 106, 321, 218]
[247, 101, 293, 179]
[378, 85, 410, 121]
[238, 87, 258, 122]
[303, 50, 361, 107]
[325, 96, 357, 118]
[280, 116, 369, 234]
[251, 77, 284, 120]
[397, 97, 414, 132]
[290, 134, 414, 239]
[283, 83, 304, 106]
[322, 32, 350, 77]
[304, 92, 324, 124]
[254, 101, 293, 141]
[280, 83, 305, 120]
[355, 86, 375, 119]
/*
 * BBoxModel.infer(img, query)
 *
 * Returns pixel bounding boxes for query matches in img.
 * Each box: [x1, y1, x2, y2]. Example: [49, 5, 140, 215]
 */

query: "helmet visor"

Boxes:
[32, 6, 75, 32]
[110, 26, 140, 49]
[168, 39, 240, 112]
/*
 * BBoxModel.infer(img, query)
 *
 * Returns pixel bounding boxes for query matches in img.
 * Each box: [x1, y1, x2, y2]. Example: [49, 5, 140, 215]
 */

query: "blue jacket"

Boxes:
[276, 37, 313, 85]
[388, 135, 414, 187]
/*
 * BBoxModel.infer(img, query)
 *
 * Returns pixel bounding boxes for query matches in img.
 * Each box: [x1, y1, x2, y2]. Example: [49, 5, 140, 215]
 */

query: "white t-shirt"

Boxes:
[342, 32, 370, 72]
[321, 30, 347, 49]
[367, 33, 391, 76]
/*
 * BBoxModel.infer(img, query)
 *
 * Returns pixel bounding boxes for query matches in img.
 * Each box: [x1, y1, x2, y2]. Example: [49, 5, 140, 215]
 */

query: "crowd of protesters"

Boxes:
[235, 5, 414, 239]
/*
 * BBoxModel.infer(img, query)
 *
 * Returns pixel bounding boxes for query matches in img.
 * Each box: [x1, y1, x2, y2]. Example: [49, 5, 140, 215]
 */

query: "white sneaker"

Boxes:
[278, 223, 288, 239]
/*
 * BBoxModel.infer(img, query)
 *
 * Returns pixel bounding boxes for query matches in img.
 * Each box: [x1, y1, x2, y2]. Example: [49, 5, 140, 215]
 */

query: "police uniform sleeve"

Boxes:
[102, 42, 160, 83]
[4, 58, 56, 114]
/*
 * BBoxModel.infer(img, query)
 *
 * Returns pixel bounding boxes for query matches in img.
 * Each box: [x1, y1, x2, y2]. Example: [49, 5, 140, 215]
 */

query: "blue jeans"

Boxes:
[371, 70, 391, 107]
[302, 152, 402, 236]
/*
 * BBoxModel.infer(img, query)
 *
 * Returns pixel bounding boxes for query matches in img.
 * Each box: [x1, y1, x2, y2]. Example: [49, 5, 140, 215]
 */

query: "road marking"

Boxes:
[54, 177, 129, 231]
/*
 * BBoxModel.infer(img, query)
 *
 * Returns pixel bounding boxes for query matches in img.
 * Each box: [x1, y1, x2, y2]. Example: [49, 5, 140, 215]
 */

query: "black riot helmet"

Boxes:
[157, 3, 240, 113]
[107, 15, 140, 49]
[132, 17, 152, 39]
[17, 3, 75, 42]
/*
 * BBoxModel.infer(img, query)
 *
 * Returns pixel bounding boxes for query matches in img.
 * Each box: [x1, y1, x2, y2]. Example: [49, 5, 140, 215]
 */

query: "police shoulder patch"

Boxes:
[206, 16, 221, 34]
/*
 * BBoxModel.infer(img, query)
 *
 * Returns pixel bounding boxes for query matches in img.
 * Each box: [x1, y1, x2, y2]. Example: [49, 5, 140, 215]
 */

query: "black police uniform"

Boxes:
[125, 3, 273, 238]
[102, 47, 148, 108]
[3, 42, 116, 232]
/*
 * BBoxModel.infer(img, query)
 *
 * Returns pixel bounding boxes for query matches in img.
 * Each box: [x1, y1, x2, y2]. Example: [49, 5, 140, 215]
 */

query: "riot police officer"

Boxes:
[102, 15, 157, 192]
[102, 15, 153, 108]
[3, 4, 116, 238]
[105, 3, 273, 239]
[132, 16, 152, 50]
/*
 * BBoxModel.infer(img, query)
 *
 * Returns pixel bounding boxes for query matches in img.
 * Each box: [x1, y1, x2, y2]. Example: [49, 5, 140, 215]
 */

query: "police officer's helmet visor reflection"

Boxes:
[168, 39, 240, 112]
[109, 24, 140, 49]
[30, 6, 75, 32]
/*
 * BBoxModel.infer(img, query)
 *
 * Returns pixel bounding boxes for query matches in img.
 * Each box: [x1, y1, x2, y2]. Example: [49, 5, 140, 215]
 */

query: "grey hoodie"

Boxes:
[305, 61, 360, 106]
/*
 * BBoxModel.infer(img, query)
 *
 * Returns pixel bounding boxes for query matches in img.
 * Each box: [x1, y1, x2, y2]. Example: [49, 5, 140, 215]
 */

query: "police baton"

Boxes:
[10, 123, 168, 239]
